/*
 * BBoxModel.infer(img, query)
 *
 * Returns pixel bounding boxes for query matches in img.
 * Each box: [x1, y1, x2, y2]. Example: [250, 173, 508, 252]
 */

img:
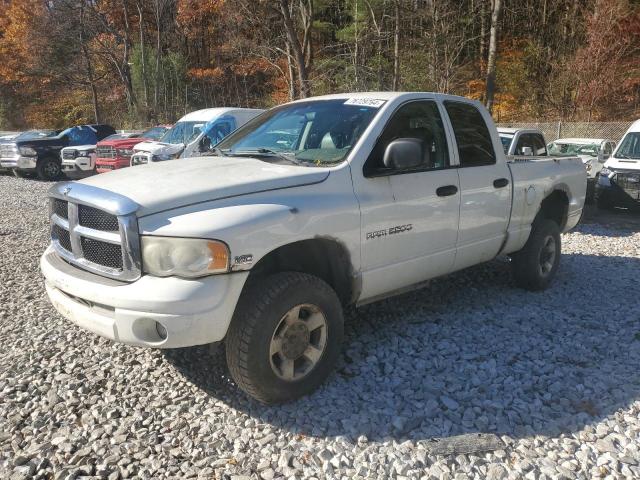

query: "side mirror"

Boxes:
[521, 146, 534, 156]
[199, 135, 212, 152]
[383, 138, 425, 170]
[598, 151, 605, 163]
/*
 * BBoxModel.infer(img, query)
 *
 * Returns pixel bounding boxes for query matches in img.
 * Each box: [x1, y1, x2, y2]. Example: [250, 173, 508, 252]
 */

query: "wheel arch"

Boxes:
[245, 237, 358, 306]
[537, 188, 569, 230]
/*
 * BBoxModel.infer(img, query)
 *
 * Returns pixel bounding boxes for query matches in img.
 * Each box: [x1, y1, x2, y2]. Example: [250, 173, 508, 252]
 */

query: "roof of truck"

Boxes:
[497, 127, 544, 135]
[288, 91, 483, 104]
[626, 119, 640, 132]
[179, 108, 263, 122]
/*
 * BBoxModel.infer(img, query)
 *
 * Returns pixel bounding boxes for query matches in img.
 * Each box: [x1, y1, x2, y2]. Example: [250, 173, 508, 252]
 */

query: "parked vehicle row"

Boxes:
[0, 108, 264, 181]
[41, 92, 587, 403]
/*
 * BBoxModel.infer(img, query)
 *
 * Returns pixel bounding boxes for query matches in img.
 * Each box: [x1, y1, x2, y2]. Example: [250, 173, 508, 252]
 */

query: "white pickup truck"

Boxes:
[41, 92, 586, 403]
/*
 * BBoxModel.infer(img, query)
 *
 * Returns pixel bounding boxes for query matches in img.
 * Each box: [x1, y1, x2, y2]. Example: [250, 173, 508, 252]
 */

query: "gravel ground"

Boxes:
[1, 174, 640, 480]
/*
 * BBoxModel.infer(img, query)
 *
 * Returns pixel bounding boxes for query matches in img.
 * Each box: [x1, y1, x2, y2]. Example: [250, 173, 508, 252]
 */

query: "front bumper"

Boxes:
[596, 174, 640, 207]
[96, 157, 130, 172]
[41, 247, 249, 348]
[62, 156, 95, 178]
[1, 155, 36, 170]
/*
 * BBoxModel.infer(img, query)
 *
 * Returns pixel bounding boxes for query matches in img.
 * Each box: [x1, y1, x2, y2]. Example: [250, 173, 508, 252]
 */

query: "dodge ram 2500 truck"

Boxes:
[41, 92, 586, 404]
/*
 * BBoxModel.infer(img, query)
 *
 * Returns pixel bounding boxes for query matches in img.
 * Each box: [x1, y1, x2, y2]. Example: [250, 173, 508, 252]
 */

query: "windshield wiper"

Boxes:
[615, 153, 630, 159]
[231, 148, 303, 166]
[202, 146, 228, 157]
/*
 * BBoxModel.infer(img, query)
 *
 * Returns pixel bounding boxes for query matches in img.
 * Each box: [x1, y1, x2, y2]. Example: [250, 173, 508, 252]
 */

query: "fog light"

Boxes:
[155, 322, 168, 340]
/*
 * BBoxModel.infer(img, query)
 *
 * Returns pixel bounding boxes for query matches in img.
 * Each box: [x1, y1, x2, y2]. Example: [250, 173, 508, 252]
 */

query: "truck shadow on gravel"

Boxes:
[580, 204, 640, 236]
[165, 250, 640, 443]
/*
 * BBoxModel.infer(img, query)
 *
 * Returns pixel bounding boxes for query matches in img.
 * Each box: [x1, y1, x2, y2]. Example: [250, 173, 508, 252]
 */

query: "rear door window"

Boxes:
[444, 101, 496, 167]
[517, 133, 547, 156]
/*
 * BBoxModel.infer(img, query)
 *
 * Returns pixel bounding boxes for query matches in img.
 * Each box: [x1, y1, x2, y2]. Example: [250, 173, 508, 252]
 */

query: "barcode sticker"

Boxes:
[344, 98, 386, 108]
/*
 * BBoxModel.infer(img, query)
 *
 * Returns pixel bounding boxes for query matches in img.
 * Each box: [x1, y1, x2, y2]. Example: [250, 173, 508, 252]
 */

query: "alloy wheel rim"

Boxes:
[538, 235, 556, 276]
[45, 161, 60, 178]
[269, 304, 327, 381]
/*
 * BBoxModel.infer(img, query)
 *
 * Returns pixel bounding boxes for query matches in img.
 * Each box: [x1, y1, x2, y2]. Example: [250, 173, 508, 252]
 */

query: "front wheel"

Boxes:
[37, 157, 62, 181]
[225, 272, 344, 404]
[510, 219, 561, 291]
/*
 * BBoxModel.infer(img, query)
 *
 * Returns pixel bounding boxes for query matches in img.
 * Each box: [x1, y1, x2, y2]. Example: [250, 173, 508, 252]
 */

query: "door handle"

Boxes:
[493, 178, 509, 188]
[436, 185, 458, 197]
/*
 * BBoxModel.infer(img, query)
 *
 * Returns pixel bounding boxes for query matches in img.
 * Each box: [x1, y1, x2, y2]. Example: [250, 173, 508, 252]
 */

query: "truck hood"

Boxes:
[16, 137, 68, 149]
[79, 155, 330, 216]
[605, 157, 640, 171]
[133, 141, 183, 155]
[98, 137, 142, 149]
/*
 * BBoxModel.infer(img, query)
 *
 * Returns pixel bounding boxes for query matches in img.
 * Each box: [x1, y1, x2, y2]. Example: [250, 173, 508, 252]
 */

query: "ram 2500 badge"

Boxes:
[41, 92, 586, 404]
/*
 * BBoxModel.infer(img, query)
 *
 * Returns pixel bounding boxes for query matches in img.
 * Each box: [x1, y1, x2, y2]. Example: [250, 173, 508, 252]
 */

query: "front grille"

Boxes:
[96, 146, 116, 158]
[615, 173, 640, 200]
[0, 143, 18, 159]
[48, 184, 141, 281]
[62, 150, 77, 160]
[53, 199, 68, 219]
[78, 205, 119, 231]
[52, 224, 72, 252]
[81, 237, 123, 270]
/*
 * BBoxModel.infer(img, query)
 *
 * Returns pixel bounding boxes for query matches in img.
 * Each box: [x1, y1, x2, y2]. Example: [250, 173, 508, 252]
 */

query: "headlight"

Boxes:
[117, 148, 134, 157]
[585, 162, 592, 172]
[19, 146, 37, 156]
[600, 166, 613, 177]
[141, 237, 230, 278]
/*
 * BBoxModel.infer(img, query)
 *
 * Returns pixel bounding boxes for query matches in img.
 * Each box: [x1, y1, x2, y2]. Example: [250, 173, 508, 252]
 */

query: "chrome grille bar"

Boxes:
[48, 182, 142, 281]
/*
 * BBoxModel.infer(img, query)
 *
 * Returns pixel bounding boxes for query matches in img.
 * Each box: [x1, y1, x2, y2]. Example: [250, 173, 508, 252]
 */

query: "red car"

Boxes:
[96, 126, 171, 173]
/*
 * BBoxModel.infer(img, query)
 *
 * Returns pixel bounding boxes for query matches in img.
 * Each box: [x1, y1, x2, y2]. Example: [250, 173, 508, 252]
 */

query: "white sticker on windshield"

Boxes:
[344, 98, 386, 108]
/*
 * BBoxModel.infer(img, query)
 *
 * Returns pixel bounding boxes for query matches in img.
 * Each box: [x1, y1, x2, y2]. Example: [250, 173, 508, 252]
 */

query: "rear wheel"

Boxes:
[511, 219, 561, 291]
[37, 157, 62, 181]
[225, 272, 343, 404]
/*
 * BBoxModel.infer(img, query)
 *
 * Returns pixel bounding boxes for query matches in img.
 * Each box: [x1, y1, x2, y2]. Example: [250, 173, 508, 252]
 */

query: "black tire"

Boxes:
[226, 272, 344, 404]
[511, 219, 561, 291]
[36, 157, 62, 181]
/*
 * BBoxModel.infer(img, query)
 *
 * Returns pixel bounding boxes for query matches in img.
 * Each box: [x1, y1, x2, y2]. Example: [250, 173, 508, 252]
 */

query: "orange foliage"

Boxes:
[0, 0, 46, 81]
[188, 67, 225, 81]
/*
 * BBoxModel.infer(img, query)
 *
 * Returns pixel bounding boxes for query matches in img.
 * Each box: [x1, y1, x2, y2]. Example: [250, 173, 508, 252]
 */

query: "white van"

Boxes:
[595, 120, 640, 209]
[130, 108, 263, 166]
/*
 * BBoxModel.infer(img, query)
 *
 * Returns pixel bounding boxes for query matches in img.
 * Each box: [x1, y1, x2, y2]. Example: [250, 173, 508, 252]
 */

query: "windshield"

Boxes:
[548, 141, 599, 157]
[141, 126, 168, 140]
[16, 130, 58, 141]
[159, 121, 206, 145]
[614, 132, 640, 159]
[499, 134, 514, 154]
[215, 99, 382, 166]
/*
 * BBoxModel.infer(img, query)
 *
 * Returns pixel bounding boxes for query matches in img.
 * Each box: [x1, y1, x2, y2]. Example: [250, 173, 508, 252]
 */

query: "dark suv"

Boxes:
[13, 124, 115, 180]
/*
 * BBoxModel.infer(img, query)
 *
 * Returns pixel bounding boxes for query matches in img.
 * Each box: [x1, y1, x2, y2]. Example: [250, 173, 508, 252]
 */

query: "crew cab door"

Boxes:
[354, 100, 460, 301]
[443, 101, 512, 270]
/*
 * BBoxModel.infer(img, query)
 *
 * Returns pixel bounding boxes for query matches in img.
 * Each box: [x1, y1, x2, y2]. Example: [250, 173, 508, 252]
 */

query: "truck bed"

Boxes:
[502, 155, 586, 255]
